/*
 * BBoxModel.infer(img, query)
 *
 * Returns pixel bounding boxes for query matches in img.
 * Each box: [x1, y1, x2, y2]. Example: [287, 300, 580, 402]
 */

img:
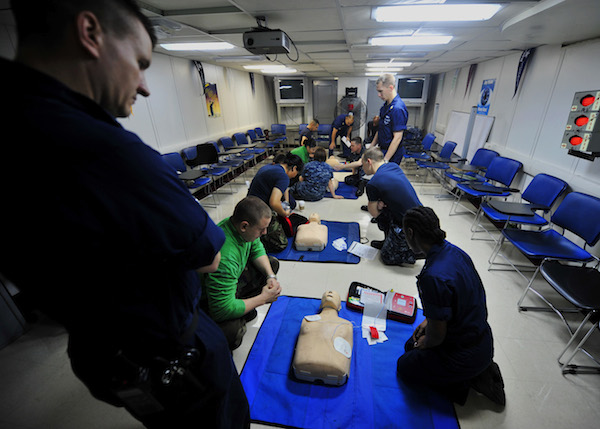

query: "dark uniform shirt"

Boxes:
[0, 60, 250, 428]
[366, 162, 421, 223]
[248, 164, 290, 204]
[378, 95, 408, 164]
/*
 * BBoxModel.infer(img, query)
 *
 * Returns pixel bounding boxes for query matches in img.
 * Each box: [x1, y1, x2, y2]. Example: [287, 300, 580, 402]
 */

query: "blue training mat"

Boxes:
[240, 296, 459, 429]
[324, 182, 359, 200]
[268, 221, 360, 264]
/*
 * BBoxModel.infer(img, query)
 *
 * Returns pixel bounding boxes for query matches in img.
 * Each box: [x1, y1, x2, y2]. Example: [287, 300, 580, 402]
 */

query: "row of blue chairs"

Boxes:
[407, 133, 600, 374]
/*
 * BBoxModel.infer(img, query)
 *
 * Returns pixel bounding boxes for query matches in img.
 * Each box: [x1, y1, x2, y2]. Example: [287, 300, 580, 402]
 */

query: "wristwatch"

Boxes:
[267, 274, 277, 280]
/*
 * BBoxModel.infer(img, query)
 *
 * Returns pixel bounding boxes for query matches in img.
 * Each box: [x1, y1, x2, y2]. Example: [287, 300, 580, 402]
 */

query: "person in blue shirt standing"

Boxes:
[371, 74, 409, 165]
[362, 148, 422, 265]
[397, 206, 506, 406]
[1, 1, 249, 428]
[330, 112, 354, 158]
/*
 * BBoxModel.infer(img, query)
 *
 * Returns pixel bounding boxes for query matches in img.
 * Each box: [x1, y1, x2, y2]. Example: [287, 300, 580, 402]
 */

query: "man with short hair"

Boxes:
[300, 119, 319, 146]
[1, 1, 249, 427]
[202, 197, 281, 350]
[334, 137, 367, 196]
[371, 74, 409, 164]
[329, 112, 354, 157]
[362, 148, 422, 265]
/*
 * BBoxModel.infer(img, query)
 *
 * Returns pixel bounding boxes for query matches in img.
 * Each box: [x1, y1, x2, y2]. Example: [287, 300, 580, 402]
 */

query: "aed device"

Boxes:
[346, 282, 416, 324]
[561, 90, 600, 160]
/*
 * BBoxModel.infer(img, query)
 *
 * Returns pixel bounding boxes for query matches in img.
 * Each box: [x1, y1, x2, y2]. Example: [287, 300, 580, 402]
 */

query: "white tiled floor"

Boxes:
[1, 156, 599, 429]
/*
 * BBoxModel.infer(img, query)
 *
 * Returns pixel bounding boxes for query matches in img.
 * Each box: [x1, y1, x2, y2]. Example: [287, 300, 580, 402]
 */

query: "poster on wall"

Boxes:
[477, 79, 496, 115]
[204, 83, 221, 117]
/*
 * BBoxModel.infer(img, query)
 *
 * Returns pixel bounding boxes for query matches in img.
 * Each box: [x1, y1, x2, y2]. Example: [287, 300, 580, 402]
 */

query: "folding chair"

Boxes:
[220, 137, 256, 166]
[488, 192, 600, 285]
[449, 156, 522, 217]
[233, 132, 267, 161]
[534, 259, 600, 374]
[270, 124, 288, 147]
[182, 144, 234, 194]
[414, 141, 457, 193]
[161, 152, 217, 207]
[315, 124, 332, 147]
[248, 129, 275, 154]
[472, 173, 568, 241]
[444, 148, 499, 185]
[403, 133, 436, 161]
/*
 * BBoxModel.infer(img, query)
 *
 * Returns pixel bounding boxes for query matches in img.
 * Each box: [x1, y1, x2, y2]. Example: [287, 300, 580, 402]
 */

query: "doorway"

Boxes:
[312, 80, 338, 125]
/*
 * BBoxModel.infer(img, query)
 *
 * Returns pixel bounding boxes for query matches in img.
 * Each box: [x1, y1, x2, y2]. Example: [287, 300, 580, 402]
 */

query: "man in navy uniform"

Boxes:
[362, 148, 422, 265]
[329, 112, 354, 158]
[370, 74, 409, 165]
[1, 1, 249, 427]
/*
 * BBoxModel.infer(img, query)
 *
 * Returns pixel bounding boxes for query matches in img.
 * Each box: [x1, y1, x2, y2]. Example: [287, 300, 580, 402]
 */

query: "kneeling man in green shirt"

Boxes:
[202, 196, 282, 350]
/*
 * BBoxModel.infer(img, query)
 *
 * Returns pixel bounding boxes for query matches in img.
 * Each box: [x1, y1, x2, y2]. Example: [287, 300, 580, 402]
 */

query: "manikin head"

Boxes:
[320, 290, 342, 312]
[308, 213, 321, 224]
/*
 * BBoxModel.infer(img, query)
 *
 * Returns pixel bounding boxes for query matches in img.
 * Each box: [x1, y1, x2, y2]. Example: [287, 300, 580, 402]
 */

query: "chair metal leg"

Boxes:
[558, 314, 600, 374]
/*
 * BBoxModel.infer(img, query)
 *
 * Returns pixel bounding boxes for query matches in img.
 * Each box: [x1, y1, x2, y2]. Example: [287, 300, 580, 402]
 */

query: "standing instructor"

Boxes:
[370, 74, 409, 165]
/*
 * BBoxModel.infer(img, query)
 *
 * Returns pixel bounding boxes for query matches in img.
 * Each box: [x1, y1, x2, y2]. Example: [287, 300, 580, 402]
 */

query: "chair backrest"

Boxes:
[299, 123, 308, 134]
[208, 141, 221, 153]
[439, 141, 457, 159]
[470, 148, 499, 169]
[247, 129, 258, 140]
[317, 124, 332, 135]
[233, 132, 249, 146]
[521, 173, 568, 208]
[181, 146, 199, 167]
[421, 133, 436, 151]
[220, 137, 235, 149]
[162, 152, 186, 173]
[271, 124, 286, 135]
[484, 156, 523, 187]
[255, 127, 265, 137]
[551, 192, 600, 246]
[195, 143, 219, 165]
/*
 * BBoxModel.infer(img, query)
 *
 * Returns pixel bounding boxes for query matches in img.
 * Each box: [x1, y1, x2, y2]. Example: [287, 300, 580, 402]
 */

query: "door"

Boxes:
[312, 80, 338, 125]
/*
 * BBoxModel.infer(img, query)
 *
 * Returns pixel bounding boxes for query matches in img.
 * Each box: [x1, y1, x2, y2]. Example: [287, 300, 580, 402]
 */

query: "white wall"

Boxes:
[430, 38, 600, 198]
[0, 23, 278, 155]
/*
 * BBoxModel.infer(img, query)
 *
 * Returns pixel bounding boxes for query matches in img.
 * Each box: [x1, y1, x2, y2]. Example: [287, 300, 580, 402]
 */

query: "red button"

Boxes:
[581, 95, 595, 107]
[570, 136, 583, 146]
[575, 115, 589, 127]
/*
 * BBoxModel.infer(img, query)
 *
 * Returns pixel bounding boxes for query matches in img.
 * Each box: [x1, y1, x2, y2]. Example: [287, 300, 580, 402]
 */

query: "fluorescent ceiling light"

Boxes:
[160, 42, 234, 51]
[367, 62, 412, 68]
[373, 4, 502, 22]
[262, 68, 296, 74]
[366, 72, 394, 77]
[243, 65, 287, 70]
[370, 35, 452, 46]
[367, 67, 404, 72]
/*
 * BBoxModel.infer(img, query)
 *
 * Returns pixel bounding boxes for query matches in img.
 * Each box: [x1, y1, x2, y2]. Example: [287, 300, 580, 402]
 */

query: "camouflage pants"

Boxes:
[260, 211, 288, 253]
[376, 209, 416, 265]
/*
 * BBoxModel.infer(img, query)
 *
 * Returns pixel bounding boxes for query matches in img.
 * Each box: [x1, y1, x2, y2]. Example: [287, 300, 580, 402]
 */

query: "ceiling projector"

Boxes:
[243, 29, 290, 55]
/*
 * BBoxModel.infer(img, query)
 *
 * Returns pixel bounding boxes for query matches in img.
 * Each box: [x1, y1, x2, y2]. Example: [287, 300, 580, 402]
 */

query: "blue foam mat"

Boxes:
[240, 296, 459, 429]
[269, 221, 360, 264]
[324, 182, 359, 199]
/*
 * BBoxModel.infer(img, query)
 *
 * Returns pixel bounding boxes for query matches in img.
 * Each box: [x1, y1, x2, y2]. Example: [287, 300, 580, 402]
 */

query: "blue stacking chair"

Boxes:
[161, 152, 217, 206]
[444, 148, 499, 184]
[316, 123, 332, 146]
[270, 124, 287, 147]
[449, 156, 523, 217]
[247, 129, 265, 142]
[473, 173, 568, 241]
[255, 127, 266, 139]
[415, 141, 457, 191]
[488, 192, 600, 286]
[404, 133, 436, 161]
[220, 136, 256, 165]
[233, 132, 266, 160]
[182, 144, 233, 193]
[535, 258, 600, 374]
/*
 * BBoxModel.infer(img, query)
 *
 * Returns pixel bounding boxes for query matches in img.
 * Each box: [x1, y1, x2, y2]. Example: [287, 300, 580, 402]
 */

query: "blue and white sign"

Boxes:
[478, 79, 496, 115]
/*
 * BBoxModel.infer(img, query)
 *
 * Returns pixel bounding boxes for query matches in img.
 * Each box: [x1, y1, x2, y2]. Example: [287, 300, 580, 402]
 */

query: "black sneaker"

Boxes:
[371, 217, 377, 223]
[470, 361, 506, 406]
[243, 309, 258, 323]
[371, 240, 384, 249]
[355, 182, 366, 197]
[361, 205, 368, 211]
